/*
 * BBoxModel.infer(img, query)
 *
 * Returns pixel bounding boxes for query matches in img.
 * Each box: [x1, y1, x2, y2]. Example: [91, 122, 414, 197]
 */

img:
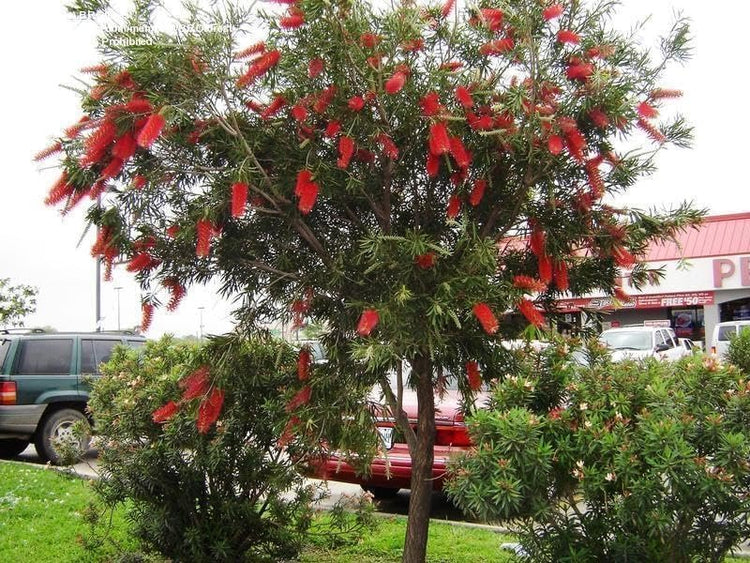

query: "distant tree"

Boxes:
[41, 0, 698, 560]
[0, 278, 37, 327]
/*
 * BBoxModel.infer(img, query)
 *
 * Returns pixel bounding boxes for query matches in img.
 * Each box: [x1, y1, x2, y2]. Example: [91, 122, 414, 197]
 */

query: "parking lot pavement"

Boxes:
[16, 444, 100, 479]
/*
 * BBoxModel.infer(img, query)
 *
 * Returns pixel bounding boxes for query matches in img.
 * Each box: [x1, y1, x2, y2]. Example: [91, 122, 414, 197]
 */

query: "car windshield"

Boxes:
[600, 331, 652, 351]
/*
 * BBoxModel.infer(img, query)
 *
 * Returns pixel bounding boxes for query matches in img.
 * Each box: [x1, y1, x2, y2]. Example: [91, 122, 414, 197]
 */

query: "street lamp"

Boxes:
[198, 306, 205, 339]
[114, 286, 122, 331]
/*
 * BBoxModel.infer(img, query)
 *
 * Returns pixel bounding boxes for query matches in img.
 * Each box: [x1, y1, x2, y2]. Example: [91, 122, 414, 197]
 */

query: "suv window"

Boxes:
[0, 339, 10, 371]
[81, 339, 120, 374]
[717, 325, 737, 342]
[12, 339, 74, 375]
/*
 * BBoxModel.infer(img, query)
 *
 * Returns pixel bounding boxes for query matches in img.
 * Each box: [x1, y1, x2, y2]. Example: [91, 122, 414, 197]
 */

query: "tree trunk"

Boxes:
[402, 354, 435, 563]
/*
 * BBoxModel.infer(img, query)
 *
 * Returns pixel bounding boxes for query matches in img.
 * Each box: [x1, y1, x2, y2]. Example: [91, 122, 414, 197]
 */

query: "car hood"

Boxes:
[609, 349, 653, 362]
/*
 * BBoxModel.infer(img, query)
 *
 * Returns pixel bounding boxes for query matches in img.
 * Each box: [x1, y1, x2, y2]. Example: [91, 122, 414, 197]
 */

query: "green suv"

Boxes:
[0, 330, 145, 464]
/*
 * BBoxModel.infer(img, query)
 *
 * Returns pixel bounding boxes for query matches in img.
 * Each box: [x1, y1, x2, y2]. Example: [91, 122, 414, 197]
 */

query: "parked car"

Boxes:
[710, 320, 750, 358]
[599, 326, 689, 362]
[0, 329, 145, 463]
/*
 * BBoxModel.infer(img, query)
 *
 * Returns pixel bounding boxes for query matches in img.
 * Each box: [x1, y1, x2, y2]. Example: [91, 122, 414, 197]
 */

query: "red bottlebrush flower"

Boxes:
[324, 120, 341, 137]
[439, 61, 463, 72]
[588, 108, 609, 129]
[290, 104, 308, 122]
[197, 388, 225, 434]
[637, 118, 666, 143]
[196, 218, 214, 257]
[237, 50, 281, 87]
[449, 136, 471, 169]
[101, 157, 125, 180]
[295, 169, 313, 195]
[479, 38, 515, 56]
[529, 226, 546, 257]
[566, 62, 594, 81]
[235, 41, 265, 60]
[64, 116, 93, 139]
[136, 113, 166, 148]
[44, 171, 74, 206]
[298, 348, 311, 381]
[112, 132, 138, 161]
[152, 401, 179, 424]
[612, 245, 636, 268]
[180, 365, 210, 400]
[114, 70, 136, 89]
[278, 415, 300, 448]
[313, 85, 337, 114]
[385, 70, 407, 95]
[557, 30, 580, 44]
[613, 286, 632, 302]
[415, 252, 437, 269]
[513, 275, 547, 292]
[140, 302, 154, 332]
[357, 309, 380, 336]
[280, 7, 305, 29]
[538, 253, 553, 284]
[517, 298, 545, 327]
[469, 179, 486, 206]
[337, 135, 355, 169]
[132, 175, 147, 189]
[467, 112, 495, 131]
[428, 122, 451, 156]
[401, 38, 424, 52]
[441, 0, 456, 18]
[231, 182, 248, 218]
[554, 260, 569, 291]
[261, 95, 287, 120]
[420, 92, 443, 116]
[286, 385, 311, 413]
[124, 98, 153, 114]
[548, 134, 564, 155]
[649, 88, 683, 100]
[565, 129, 587, 162]
[376, 133, 399, 160]
[296, 179, 319, 214]
[166, 224, 180, 238]
[426, 152, 440, 178]
[446, 194, 462, 219]
[163, 278, 186, 311]
[80, 63, 109, 75]
[473, 303, 499, 335]
[126, 252, 158, 272]
[34, 141, 62, 162]
[466, 361, 482, 392]
[308, 58, 325, 78]
[637, 101, 658, 119]
[543, 4, 564, 20]
[585, 158, 605, 197]
[479, 8, 504, 31]
[348, 96, 365, 111]
[360, 33, 381, 48]
[81, 119, 117, 167]
[455, 85, 473, 109]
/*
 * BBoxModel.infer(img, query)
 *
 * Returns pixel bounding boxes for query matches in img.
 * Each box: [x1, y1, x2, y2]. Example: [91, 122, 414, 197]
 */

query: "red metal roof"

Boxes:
[645, 212, 750, 261]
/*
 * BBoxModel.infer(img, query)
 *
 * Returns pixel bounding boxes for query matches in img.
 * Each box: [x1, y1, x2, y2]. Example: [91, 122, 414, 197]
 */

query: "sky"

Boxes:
[1, 0, 748, 338]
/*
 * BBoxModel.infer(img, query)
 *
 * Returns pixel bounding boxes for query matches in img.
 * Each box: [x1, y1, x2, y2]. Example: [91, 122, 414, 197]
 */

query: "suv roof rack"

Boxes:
[0, 327, 47, 334]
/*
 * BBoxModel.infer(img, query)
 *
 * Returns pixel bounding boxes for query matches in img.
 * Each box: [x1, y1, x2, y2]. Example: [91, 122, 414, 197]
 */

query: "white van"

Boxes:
[599, 326, 689, 362]
[710, 320, 750, 358]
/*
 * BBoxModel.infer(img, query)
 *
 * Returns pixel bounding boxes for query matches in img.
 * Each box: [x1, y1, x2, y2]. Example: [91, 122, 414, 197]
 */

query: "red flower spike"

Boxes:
[649, 88, 682, 100]
[286, 385, 311, 413]
[455, 86, 473, 109]
[415, 252, 437, 269]
[612, 245, 636, 268]
[261, 96, 287, 120]
[235, 41, 265, 60]
[439, 61, 463, 72]
[588, 108, 610, 129]
[428, 122, 451, 156]
[376, 133, 399, 160]
[518, 299, 545, 327]
[565, 129, 587, 162]
[554, 260, 569, 291]
[44, 171, 74, 206]
[357, 309, 380, 337]
[132, 175, 147, 189]
[64, 116, 93, 139]
[124, 98, 153, 114]
[166, 224, 179, 238]
[126, 252, 158, 273]
[637, 118, 666, 143]
[441, 0, 456, 18]
[479, 38, 515, 56]
[337, 135, 355, 169]
[479, 8, 504, 31]
[447, 195, 462, 219]
[543, 4, 564, 20]
[231, 182, 248, 218]
[80, 63, 109, 75]
[278, 415, 300, 448]
[136, 113, 166, 148]
[196, 218, 213, 257]
[529, 226, 546, 257]
[466, 361, 482, 392]
[197, 388, 225, 434]
[449, 137, 471, 169]
[237, 50, 280, 88]
[180, 365, 210, 401]
[513, 275, 548, 292]
[297, 348, 311, 381]
[348, 96, 365, 111]
[548, 134, 564, 155]
[152, 401, 179, 424]
[280, 7, 305, 29]
[297, 180, 319, 214]
[538, 253, 553, 284]
[324, 120, 341, 137]
[308, 58, 325, 78]
[82, 119, 117, 164]
[34, 141, 63, 162]
[295, 170, 314, 196]
[360, 33, 381, 48]
[101, 157, 125, 180]
[473, 303, 499, 335]
[566, 62, 594, 81]
[401, 38, 424, 52]
[291, 104, 308, 122]
[467, 112, 495, 131]
[163, 278, 186, 311]
[313, 85, 337, 114]
[469, 179, 486, 207]
[114, 70, 136, 89]
[637, 101, 658, 119]
[112, 133, 138, 161]
[586, 159, 605, 197]
[557, 30, 580, 45]
[140, 303, 154, 332]
[420, 92, 443, 116]
[426, 153, 440, 178]
[385, 70, 407, 95]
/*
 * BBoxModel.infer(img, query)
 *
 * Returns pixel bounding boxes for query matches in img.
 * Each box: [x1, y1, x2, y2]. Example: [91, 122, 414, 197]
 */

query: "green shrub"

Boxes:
[446, 340, 750, 563]
[727, 326, 750, 374]
[88, 334, 374, 563]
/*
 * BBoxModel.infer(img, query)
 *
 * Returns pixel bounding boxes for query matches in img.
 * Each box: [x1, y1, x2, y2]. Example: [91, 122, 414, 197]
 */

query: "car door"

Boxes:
[11, 337, 76, 404]
[78, 337, 122, 394]
[660, 329, 685, 361]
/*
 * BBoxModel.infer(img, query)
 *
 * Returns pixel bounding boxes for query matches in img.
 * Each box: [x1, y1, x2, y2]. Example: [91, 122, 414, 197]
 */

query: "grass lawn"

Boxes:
[1, 460, 748, 562]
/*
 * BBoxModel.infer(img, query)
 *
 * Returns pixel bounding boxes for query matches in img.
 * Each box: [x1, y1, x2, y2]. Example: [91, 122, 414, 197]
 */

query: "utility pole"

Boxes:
[114, 286, 122, 331]
[198, 306, 205, 339]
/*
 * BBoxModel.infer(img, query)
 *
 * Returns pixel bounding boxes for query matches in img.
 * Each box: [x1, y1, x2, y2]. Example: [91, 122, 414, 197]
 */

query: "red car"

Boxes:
[309, 383, 487, 498]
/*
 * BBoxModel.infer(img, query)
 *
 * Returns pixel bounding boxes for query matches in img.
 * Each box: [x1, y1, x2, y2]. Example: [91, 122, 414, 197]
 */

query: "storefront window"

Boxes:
[670, 307, 704, 342]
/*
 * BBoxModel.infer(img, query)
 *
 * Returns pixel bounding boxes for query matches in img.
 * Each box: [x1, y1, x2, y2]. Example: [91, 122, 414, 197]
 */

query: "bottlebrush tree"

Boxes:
[42, 0, 699, 560]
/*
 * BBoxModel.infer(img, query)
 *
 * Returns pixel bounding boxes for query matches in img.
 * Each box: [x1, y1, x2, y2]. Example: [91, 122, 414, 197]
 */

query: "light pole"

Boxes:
[198, 306, 205, 339]
[114, 286, 122, 331]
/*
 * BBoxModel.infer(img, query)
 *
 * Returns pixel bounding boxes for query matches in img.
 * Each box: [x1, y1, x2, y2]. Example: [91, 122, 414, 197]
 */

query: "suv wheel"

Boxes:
[0, 438, 29, 459]
[35, 408, 90, 465]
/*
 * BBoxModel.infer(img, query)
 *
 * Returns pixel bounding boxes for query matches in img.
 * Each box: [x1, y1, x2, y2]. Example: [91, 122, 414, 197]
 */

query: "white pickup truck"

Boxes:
[599, 326, 691, 362]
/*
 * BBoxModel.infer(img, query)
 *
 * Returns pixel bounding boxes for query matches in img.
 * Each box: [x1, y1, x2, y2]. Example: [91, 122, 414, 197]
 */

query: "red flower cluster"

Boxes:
[180, 365, 210, 400]
[295, 169, 320, 214]
[543, 4, 564, 20]
[415, 252, 437, 269]
[385, 67, 409, 94]
[237, 50, 280, 87]
[357, 309, 380, 336]
[162, 277, 186, 311]
[446, 195, 462, 219]
[469, 179, 486, 206]
[286, 385, 312, 412]
[126, 252, 160, 273]
[298, 348, 311, 381]
[140, 302, 154, 332]
[473, 302, 498, 335]
[279, 6, 305, 28]
[513, 275, 547, 292]
[231, 182, 248, 218]
[557, 30, 580, 44]
[517, 298, 545, 327]
[136, 113, 166, 149]
[152, 401, 179, 423]
[337, 135, 355, 169]
[308, 58, 325, 78]
[466, 361, 482, 391]
[197, 388, 225, 434]
[196, 218, 215, 257]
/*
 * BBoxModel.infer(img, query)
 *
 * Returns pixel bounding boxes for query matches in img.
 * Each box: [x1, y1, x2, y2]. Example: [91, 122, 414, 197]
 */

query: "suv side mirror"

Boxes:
[655, 343, 670, 353]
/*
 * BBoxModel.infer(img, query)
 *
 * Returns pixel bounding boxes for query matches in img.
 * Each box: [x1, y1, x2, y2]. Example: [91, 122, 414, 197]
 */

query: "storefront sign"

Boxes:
[713, 256, 750, 288]
[556, 291, 715, 312]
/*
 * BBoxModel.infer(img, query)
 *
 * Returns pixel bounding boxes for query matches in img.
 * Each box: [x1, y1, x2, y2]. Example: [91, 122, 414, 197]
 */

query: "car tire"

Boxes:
[362, 485, 401, 500]
[34, 408, 90, 465]
[0, 438, 29, 459]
